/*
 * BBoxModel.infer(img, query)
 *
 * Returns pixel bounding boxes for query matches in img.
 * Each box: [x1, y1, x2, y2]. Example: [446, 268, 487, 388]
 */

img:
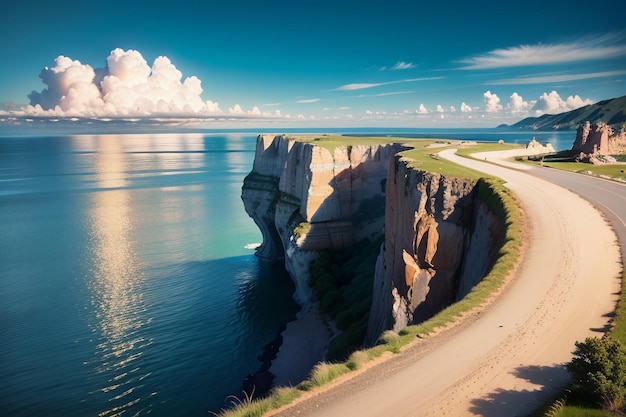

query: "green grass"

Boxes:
[294, 135, 422, 152]
[218, 138, 524, 417]
[345, 350, 369, 371]
[400, 140, 524, 178]
[216, 387, 301, 417]
[455, 142, 524, 156]
[557, 406, 618, 417]
[298, 362, 351, 391]
[537, 161, 626, 181]
[399, 146, 484, 178]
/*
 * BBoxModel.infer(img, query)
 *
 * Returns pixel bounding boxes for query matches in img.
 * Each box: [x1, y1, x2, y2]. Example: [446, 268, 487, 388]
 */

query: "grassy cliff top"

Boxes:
[288, 134, 522, 180]
[292, 134, 415, 149]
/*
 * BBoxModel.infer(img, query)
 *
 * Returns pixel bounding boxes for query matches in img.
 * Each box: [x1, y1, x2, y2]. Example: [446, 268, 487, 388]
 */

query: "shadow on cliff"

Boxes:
[297, 145, 395, 251]
[468, 364, 569, 417]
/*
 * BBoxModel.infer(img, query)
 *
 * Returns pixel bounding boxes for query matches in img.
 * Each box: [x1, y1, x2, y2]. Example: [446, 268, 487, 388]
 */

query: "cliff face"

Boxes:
[242, 135, 507, 347]
[365, 156, 506, 344]
[572, 121, 626, 156]
[241, 134, 405, 303]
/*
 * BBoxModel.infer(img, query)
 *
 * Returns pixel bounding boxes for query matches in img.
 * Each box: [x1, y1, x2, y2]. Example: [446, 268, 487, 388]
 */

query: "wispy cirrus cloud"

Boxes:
[378, 61, 416, 71]
[330, 77, 442, 91]
[356, 91, 414, 98]
[334, 83, 386, 91]
[295, 98, 321, 103]
[459, 33, 626, 69]
[391, 61, 415, 70]
[486, 70, 626, 85]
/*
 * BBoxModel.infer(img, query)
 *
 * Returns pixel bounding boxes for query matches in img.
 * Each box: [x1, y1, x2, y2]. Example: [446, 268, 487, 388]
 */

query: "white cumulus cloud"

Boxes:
[532, 90, 592, 115]
[436, 105, 444, 113]
[483, 90, 502, 113]
[21, 48, 260, 119]
[461, 102, 472, 112]
[507, 92, 530, 113]
[416, 104, 429, 114]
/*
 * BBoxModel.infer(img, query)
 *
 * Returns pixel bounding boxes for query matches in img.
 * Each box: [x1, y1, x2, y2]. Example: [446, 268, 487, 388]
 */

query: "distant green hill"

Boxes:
[505, 95, 626, 131]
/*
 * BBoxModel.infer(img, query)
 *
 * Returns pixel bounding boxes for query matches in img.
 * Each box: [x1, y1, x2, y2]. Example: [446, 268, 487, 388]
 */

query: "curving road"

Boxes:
[474, 149, 626, 285]
[528, 165, 626, 266]
[272, 149, 622, 417]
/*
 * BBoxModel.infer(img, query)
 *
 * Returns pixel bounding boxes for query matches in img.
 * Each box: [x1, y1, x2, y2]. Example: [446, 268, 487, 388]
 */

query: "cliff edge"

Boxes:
[365, 156, 507, 343]
[241, 134, 405, 304]
[241, 134, 509, 367]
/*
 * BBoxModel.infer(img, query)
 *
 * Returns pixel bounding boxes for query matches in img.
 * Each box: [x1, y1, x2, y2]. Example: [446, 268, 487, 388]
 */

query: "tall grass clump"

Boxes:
[346, 350, 369, 371]
[216, 387, 301, 417]
[298, 362, 351, 391]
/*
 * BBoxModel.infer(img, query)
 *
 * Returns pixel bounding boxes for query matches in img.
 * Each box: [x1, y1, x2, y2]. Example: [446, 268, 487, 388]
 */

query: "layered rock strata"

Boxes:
[572, 121, 626, 156]
[365, 156, 507, 344]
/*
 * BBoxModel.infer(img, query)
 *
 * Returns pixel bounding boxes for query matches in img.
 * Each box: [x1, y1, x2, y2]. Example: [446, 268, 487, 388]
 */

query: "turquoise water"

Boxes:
[0, 129, 574, 417]
[0, 134, 299, 416]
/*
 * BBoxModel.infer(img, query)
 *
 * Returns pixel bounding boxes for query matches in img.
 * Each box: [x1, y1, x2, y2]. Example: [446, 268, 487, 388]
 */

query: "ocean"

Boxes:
[0, 129, 575, 417]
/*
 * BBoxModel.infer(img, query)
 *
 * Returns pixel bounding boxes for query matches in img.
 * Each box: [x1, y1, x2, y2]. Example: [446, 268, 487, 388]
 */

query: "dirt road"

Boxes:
[273, 149, 621, 417]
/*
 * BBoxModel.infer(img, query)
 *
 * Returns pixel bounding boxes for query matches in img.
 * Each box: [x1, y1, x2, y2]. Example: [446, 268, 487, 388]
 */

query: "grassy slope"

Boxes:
[536, 161, 626, 182]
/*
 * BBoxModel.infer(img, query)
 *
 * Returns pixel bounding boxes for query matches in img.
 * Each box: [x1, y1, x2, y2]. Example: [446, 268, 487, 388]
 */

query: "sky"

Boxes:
[1, 0, 625, 130]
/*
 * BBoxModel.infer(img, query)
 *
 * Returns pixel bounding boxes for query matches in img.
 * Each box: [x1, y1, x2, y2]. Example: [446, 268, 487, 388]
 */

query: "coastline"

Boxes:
[270, 302, 338, 387]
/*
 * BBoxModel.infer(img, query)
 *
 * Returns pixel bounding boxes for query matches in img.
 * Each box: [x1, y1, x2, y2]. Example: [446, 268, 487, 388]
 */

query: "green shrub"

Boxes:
[307, 237, 383, 358]
[327, 317, 368, 361]
[320, 290, 343, 316]
[293, 221, 311, 239]
[567, 335, 626, 413]
[335, 309, 355, 330]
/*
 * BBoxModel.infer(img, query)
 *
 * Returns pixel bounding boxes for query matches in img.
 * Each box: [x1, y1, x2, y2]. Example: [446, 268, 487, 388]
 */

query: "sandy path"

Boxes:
[273, 149, 621, 417]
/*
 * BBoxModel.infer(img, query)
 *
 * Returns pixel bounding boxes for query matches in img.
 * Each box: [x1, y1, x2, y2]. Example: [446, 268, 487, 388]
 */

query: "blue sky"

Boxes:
[1, 0, 625, 129]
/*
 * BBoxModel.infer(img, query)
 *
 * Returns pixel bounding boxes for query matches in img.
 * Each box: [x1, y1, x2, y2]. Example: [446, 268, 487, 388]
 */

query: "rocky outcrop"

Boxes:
[526, 137, 555, 154]
[241, 134, 405, 304]
[572, 121, 626, 157]
[365, 157, 507, 344]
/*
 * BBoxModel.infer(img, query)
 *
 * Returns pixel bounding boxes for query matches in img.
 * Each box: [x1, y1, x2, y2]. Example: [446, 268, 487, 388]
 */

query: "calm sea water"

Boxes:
[0, 129, 574, 417]
[0, 133, 299, 417]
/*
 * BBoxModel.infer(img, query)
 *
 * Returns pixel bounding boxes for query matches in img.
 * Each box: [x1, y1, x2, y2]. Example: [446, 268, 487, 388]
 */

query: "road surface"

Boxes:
[528, 165, 626, 266]
[272, 149, 622, 417]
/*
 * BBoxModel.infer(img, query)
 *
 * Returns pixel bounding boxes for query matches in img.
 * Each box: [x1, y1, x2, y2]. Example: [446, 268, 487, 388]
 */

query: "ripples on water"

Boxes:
[0, 134, 299, 417]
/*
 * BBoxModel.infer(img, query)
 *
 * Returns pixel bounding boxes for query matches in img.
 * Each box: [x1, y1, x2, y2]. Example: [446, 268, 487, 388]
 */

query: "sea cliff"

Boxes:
[365, 156, 506, 343]
[241, 134, 404, 304]
[241, 134, 508, 384]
